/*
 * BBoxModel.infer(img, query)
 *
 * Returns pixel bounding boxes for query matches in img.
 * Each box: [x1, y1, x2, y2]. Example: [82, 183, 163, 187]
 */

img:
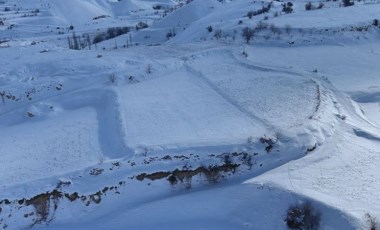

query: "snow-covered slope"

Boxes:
[0, 0, 380, 229]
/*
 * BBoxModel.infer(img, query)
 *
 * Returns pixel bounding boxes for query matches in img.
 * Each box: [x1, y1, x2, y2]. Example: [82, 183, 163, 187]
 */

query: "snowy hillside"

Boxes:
[0, 0, 380, 229]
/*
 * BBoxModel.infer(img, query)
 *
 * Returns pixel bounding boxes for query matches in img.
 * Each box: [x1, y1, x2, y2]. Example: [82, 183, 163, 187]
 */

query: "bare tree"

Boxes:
[146, 64, 152, 74]
[86, 34, 91, 50]
[72, 32, 79, 50]
[242, 27, 254, 44]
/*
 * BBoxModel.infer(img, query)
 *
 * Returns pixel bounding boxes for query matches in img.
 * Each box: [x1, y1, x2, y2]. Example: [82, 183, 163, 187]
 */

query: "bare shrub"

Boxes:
[89, 168, 104, 176]
[365, 213, 378, 230]
[146, 64, 152, 74]
[166, 30, 176, 39]
[214, 29, 223, 39]
[242, 47, 248, 57]
[317, 3, 324, 9]
[255, 21, 268, 32]
[285, 202, 321, 230]
[259, 135, 276, 153]
[285, 25, 292, 34]
[109, 73, 117, 84]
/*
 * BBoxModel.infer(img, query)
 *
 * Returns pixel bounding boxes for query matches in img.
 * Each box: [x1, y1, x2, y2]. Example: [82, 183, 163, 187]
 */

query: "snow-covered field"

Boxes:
[0, 0, 379, 229]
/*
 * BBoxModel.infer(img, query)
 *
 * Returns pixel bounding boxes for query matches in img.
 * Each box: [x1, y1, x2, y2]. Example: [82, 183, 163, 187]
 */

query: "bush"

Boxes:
[247, 11, 254, 19]
[116, 27, 129, 36]
[373, 19, 379, 27]
[152, 4, 162, 10]
[285, 202, 321, 230]
[305, 2, 323, 10]
[342, 0, 354, 7]
[92, 26, 129, 44]
[136, 21, 148, 30]
[107, 26, 129, 38]
[305, 2, 313, 10]
[282, 2, 293, 14]
[166, 28, 176, 39]
[93, 34, 105, 44]
[246, 3, 272, 19]
[107, 27, 117, 38]
[167, 175, 178, 185]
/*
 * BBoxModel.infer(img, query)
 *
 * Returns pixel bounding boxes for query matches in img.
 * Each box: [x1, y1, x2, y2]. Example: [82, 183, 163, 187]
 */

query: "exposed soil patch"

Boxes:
[310, 84, 321, 119]
[0, 180, 126, 227]
[0, 151, 258, 228]
[136, 162, 240, 186]
[260, 136, 276, 153]
[306, 144, 317, 154]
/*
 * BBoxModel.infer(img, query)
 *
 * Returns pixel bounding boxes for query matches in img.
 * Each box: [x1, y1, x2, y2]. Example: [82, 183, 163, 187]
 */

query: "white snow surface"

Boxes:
[0, 0, 379, 229]
[118, 71, 266, 150]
